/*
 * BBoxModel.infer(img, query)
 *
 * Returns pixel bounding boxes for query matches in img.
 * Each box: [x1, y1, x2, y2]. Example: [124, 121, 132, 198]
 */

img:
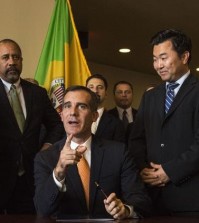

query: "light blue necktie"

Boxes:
[165, 82, 179, 113]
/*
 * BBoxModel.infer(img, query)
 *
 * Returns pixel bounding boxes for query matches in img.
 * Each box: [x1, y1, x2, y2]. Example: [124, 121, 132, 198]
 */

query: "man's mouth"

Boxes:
[68, 121, 79, 125]
[7, 68, 19, 75]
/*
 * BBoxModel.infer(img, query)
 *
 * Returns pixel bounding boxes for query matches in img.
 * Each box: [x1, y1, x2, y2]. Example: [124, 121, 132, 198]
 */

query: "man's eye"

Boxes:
[13, 55, 20, 60]
[78, 104, 87, 110]
[1, 55, 9, 60]
[97, 86, 104, 90]
[63, 103, 71, 109]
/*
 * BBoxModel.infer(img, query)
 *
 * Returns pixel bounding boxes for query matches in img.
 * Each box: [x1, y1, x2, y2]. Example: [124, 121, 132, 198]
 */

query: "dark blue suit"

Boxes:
[34, 136, 151, 218]
[108, 107, 137, 143]
[95, 111, 125, 142]
[129, 74, 199, 214]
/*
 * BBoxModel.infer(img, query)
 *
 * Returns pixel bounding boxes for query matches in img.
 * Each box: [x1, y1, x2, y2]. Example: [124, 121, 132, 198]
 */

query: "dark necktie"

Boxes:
[165, 82, 179, 113]
[9, 84, 25, 132]
[122, 110, 129, 129]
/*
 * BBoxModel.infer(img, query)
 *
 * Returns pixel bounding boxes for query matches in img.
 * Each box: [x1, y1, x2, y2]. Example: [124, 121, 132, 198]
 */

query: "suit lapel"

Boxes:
[96, 111, 110, 135]
[0, 80, 22, 134]
[66, 165, 88, 211]
[20, 79, 33, 131]
[165, 75, 196, 119]
[89, 136, 105, 212]
[155, 84, 166, 123]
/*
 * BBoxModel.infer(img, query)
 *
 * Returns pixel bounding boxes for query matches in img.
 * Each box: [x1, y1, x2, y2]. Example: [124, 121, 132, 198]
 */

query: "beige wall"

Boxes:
[88, 62, 161, 109]
[0, 0, 54, 78]
[0, 0, 162, 109]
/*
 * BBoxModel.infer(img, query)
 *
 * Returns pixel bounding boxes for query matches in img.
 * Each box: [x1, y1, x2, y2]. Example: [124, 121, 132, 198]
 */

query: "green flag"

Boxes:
[35, 0, 91, 113]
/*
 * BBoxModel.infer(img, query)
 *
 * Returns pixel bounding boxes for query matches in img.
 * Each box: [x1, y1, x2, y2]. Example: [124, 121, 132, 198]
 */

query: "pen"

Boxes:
[95, 181, 108, 199]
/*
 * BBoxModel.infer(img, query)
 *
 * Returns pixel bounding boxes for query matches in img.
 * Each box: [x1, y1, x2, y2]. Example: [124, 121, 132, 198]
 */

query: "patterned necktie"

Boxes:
[122, 110, 129, 130]
[9, 84, 25, 132]
[77, 147, 90, 209]
[165, 82, 179, 113]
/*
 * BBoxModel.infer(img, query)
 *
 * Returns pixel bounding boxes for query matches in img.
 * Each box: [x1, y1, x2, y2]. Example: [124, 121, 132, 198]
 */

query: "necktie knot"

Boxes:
[167, 82, 179, 91]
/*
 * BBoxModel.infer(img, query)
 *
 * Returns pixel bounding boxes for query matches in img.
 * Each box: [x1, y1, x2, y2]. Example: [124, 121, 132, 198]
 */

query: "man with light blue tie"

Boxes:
[129, 29, 199, 215]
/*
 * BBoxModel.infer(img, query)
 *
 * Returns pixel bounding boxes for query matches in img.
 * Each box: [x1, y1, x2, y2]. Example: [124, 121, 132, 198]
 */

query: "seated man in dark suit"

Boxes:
[34, 85, 151, 219]
[86, 74, 125, 142]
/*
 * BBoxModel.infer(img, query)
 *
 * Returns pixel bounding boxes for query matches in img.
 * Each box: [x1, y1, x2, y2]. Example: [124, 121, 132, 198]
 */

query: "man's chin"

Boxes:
[6, 73, 20, 83]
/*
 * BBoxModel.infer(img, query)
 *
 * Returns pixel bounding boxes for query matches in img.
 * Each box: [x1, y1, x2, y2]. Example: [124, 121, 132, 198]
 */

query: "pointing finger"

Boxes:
[63, 134, 73, 150]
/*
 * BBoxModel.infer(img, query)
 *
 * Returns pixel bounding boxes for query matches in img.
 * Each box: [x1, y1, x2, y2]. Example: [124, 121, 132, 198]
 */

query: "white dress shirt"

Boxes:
[91, 107, 104, 134]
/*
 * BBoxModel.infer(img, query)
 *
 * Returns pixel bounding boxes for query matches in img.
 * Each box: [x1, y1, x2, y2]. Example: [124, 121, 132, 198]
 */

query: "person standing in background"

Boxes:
[129, 29, 199, 215]
[86, 74, 125, 142]
[108, 81, 137, 142]
[0, 39, 64, 214]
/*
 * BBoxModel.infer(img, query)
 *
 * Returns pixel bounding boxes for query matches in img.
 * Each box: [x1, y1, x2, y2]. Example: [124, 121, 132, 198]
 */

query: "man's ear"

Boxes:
[181, 51, 190, 64]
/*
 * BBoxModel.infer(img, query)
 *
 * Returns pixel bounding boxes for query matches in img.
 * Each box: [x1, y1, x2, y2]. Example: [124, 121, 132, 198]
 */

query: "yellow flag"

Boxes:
[35, 0, 91, 113]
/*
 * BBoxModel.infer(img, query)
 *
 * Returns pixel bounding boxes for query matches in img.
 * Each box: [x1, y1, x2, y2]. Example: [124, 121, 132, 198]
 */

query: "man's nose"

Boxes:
[157, 60, 164, 69]
[8, 56, 16, 65]
[69, 107, 77, 115]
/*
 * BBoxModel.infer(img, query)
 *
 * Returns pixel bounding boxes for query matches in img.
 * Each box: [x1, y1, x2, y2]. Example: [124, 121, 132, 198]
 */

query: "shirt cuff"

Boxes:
[124, 205, 139, 218]
[53, 170, 66, 192]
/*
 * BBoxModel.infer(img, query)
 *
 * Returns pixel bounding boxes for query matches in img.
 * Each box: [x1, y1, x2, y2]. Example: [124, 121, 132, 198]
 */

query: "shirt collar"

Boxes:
[166, 70, 190, 88]
[0, 77, 21, 93]
[117, 106, 131, 114]
[70, 135, 92, 151]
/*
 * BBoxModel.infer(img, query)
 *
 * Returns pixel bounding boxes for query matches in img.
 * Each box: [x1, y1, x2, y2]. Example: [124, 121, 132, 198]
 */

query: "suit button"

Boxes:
[161, 144, 164, 148]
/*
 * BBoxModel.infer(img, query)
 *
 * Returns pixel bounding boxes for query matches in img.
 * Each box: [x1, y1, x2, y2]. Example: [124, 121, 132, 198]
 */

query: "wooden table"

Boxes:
[0, 215, 199, 223]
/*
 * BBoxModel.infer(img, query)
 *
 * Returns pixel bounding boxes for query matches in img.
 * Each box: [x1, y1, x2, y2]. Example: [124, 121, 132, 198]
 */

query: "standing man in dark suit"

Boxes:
[108, 81, 137, 141]
[34, 85, 151, 219]
[0, 39, 64, 214]
[86, 74, 125, 142]
[129, 29, 199, 215]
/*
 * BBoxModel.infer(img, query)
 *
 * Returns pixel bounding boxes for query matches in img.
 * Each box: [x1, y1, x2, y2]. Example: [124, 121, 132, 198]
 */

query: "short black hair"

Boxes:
[63, 85, 99, 112]
[150, 29, 192, 64]
[86, 74, 108, 90]
[0, 39, 22, 56]
[113, 81, 133, 95]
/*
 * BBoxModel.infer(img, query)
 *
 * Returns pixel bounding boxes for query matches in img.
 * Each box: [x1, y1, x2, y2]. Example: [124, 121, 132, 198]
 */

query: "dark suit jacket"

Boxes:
[129, 74, 199, 214]
[95, 110, 125, 142]
[34, 136, 151, 218]
[0, 78, 64, 209]
[108, 107, 137, 143]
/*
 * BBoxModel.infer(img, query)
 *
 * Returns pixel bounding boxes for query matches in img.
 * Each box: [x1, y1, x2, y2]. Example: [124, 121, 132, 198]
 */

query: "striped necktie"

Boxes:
[9, 84, 25, 132]
[165, 82, 179, 113]
[77, 146, 90, 209]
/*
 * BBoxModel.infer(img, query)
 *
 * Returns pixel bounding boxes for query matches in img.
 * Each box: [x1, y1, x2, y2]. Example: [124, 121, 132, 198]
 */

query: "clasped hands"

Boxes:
[140, 162, 170, 187]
